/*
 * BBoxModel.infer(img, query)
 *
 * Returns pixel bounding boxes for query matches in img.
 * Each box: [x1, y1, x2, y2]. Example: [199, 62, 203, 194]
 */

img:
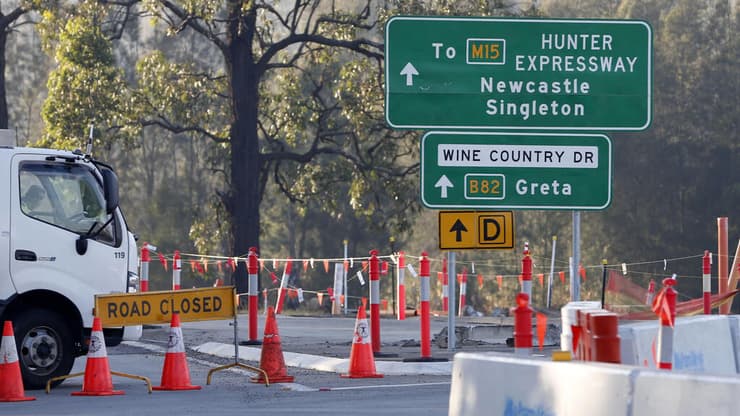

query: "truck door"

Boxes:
[9, 154, 129, 328]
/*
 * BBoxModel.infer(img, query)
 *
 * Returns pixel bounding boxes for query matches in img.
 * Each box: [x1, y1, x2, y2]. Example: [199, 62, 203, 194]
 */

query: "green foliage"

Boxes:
[8, 0, 736, 309]
[131, 51, 229, 140]
[40, 14, 129, 149]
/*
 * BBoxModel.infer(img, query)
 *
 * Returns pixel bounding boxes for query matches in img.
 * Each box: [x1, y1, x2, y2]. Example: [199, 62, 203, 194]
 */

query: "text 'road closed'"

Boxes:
[95, 286, 236, 326]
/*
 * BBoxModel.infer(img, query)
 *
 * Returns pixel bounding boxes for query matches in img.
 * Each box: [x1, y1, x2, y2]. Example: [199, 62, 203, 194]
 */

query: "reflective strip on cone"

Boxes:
[87, 331, 108, 358]
[353, 318, 371, 345]
[1, 335, 18, 363]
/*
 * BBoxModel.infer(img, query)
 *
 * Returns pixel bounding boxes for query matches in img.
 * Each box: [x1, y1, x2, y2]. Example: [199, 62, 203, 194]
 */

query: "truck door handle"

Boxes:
[15, 250, 37, 261]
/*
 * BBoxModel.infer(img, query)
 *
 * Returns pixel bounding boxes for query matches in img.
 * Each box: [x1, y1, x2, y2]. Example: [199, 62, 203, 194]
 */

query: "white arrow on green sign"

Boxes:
[421, 132, 612, 210]
[385, 16, 652, 130]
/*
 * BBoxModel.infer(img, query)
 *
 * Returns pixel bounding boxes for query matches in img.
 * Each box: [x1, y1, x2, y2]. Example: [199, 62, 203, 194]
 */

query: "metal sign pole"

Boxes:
[447, 251, 456, 351]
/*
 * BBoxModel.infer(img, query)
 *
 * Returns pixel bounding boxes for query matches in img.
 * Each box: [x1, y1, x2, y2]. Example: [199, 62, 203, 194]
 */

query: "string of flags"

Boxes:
[140, 243, 724, 305]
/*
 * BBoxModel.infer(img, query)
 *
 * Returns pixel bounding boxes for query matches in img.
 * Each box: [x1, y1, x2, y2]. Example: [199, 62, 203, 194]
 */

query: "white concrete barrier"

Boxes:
[619, 315, 737, 375]
[449, 353, 740, 416]
[449, 353, 633, 416]
[632, 371, 740, 416]
[729, 316, 740, 374]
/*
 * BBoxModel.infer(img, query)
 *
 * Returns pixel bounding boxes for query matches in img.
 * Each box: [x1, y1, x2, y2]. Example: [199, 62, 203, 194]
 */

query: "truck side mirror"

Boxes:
[100, 168, 119, 214]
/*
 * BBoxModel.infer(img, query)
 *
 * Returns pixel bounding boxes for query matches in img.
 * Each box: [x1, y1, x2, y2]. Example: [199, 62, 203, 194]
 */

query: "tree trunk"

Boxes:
[227, 11, 261, 294]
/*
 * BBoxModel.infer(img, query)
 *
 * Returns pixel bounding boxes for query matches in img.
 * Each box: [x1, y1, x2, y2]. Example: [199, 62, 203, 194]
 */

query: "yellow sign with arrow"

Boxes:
[438, 211, 514, 250]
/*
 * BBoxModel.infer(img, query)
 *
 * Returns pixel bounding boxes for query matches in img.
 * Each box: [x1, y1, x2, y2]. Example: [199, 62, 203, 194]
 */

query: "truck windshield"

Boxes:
[19, 162, 119, 245]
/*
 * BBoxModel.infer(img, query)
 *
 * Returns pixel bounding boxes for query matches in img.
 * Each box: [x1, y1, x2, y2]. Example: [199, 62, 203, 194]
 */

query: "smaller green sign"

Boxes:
[421, 132, 612, 210]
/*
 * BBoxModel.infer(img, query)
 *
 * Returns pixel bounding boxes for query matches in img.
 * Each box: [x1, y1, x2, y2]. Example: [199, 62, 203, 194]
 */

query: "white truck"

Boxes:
[0, 130, 141, 389]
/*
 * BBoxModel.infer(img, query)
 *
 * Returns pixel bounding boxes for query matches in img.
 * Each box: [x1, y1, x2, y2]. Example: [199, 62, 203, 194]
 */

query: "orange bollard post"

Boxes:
[172, 250, 181, 290]
[241, 247, 262, 345]
[645, 279, 656, 306]
[654, 277, 677, 370]
[397, 251, 406, 320]
[369, 250, 382, 354]
[513, 293, 533, 356]
[140, 243, 150, 292]
[442, 258, 449, 313]
[275, 259, 292, 314]
[521, 242, 533, 300]
[703, 251, 711, 314]
[458, 268, 468, 317]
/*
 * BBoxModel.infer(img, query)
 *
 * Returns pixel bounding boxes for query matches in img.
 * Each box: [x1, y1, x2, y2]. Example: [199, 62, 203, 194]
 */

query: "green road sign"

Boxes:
[385, 17, 652, 130]
[421, 132, 612, 210]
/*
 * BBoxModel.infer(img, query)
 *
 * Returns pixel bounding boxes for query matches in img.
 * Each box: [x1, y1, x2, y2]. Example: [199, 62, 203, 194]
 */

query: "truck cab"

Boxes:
[0, 131, 141, 389]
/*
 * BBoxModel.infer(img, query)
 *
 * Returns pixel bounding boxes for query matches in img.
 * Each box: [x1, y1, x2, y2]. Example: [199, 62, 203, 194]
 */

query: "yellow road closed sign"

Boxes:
[439, 211, 514, 250]
[95, 286, 236, 327]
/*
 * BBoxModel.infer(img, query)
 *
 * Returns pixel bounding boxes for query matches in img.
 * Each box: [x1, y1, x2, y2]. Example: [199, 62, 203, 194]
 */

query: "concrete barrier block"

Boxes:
[618, 325, 638, 366]
[449, 353, 632, 416]
[728, 316, 740, 374]
[622, 315, 736, 375]
[633, 370, 740, 416]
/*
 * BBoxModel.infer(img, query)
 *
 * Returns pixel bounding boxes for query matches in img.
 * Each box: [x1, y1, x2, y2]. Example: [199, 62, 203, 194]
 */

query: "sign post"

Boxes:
[386, 16, 652, 131]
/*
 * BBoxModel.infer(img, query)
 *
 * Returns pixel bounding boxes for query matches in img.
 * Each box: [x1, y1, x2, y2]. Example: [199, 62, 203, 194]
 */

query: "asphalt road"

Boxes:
[4, 313, 512, 416]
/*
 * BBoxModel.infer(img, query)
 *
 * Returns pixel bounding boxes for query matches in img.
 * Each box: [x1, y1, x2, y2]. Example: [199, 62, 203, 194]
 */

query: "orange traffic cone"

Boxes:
[0, 321, 35, 402]
[153, 313, 201, 391]
[341, 302, 383, 378]
[72, 317, 124, 396]
[250, 307, 294, 384]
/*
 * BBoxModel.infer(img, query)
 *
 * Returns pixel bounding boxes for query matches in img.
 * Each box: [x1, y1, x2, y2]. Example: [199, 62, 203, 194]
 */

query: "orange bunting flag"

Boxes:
[327, 287, 334, 300]
[437, 271, 443, 282]
[518, 274, 523, 284]
[344, 260, 349, 272]
[217, 261, 223, 273]
[538, 273, 544, 287]
[270, 272, 278, 285]
[189, 260, 196, 272]
[477, 274, 484, 289]
[159, 253, 168, 271]
[303, 260, 309, 272]
[362, 261, 368, 272]
[340, 295, 345, 305]
[317, 292, 324, 306]
[579, 264, 587, 280]
[323, 260, 330, 273]
[457, 273, 462, 283]
[196, 262, 205, 274]
[227, 258, 235, 272]
[381, 261, 388, 275]
[496, 275, 503, 290]
[259, 259, 265, 272]
[559, 271, 566, 284]
[536, 313, 548, 351]
[288, 289, 298, 300]
[203, 260, 208, 273]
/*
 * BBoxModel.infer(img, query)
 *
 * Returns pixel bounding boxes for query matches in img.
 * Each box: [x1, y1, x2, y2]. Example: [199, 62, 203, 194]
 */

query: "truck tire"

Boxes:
[12, 309, 76, 390]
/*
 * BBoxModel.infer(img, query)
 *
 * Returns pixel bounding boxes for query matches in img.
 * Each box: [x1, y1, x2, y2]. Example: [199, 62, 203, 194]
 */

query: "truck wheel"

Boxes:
[12, 309, 76, 390]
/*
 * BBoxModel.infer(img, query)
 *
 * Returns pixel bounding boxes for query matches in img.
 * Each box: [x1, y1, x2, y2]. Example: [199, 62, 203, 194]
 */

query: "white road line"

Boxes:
[319, 381, 451, 391]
